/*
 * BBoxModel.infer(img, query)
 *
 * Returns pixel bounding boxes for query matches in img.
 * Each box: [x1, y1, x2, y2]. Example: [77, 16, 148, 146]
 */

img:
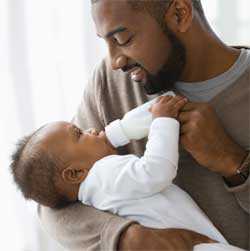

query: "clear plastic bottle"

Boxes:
[105, 91, 175, 147]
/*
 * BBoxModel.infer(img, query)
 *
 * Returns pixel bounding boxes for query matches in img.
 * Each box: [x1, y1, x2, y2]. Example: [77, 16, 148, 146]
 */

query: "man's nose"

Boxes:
[110, 54, 127, 71]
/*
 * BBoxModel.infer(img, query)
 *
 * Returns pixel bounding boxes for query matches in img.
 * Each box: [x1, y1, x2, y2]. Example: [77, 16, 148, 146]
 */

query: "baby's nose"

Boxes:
[90, 128, 98, 135]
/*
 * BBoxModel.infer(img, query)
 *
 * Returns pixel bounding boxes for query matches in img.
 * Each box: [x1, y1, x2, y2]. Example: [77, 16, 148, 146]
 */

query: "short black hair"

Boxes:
[11, 130, 72, 209]
[91, 0, 205, 22]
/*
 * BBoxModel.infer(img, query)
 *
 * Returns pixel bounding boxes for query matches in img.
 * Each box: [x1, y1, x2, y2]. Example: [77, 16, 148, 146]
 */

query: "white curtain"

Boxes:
[0, 0, 106, 250]
[0, 0, 249, 250]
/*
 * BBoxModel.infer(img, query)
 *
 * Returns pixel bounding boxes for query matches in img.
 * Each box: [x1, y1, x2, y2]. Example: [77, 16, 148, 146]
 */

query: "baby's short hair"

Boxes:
[11, 129, 72, 209]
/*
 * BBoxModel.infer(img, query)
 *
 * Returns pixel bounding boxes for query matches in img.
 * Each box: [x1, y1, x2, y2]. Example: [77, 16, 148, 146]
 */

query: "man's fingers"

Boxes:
[181, 101, 200, 112]
[178, 111, 192, 123]
[180, 123, 189, 135]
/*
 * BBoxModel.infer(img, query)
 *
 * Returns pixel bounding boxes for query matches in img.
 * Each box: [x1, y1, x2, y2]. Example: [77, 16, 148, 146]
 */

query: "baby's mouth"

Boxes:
[99, 131, 117, 151]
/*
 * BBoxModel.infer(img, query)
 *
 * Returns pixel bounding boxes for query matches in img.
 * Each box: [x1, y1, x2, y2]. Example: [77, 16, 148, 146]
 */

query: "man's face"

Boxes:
[92, 0, 186, 94]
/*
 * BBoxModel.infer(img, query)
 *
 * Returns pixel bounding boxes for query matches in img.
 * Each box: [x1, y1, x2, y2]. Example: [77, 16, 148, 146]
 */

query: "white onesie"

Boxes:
[78, 118, 245, 251]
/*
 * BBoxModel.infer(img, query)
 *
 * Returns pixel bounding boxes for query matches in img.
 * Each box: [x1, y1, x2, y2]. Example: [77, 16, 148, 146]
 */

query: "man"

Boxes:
[39, 0, 250, 250]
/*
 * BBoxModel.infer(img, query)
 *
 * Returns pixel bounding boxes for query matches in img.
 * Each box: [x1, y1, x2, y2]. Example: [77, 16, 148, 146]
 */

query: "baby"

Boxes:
[11, 96, 245, 251]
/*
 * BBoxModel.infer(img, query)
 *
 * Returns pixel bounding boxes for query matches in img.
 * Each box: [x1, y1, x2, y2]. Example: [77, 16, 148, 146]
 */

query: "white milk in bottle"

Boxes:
[105, 91, 175, 147]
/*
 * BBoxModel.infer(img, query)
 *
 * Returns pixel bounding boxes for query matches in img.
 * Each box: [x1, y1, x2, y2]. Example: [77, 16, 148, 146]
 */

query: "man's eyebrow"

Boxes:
[102, 27, 127, 39]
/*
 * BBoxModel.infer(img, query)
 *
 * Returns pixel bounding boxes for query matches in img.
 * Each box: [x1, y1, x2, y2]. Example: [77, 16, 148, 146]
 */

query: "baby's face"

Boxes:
[34, 121, 116, 171]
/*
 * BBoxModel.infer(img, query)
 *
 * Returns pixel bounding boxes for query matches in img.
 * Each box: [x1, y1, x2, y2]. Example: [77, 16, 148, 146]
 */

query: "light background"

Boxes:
[0, 0, 249, 250]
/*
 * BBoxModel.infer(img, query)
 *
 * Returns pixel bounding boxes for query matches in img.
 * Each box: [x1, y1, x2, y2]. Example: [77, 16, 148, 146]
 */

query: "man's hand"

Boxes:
[179, 102, 246, 177]
[150, 95, 188, 119]
[118, 224, 216, 251]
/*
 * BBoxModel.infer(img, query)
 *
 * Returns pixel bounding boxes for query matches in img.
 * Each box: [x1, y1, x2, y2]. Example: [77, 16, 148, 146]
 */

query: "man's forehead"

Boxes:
[91, 0, 140, 37]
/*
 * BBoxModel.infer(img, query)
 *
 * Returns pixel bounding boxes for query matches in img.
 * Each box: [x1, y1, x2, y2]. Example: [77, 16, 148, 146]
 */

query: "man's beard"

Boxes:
[143, 27, 186, 95]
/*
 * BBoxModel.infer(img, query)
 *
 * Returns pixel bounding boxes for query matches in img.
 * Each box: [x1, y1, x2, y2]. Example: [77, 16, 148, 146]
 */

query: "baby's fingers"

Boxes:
[174, 97, 188, 110]
[156, 95, 173, 103]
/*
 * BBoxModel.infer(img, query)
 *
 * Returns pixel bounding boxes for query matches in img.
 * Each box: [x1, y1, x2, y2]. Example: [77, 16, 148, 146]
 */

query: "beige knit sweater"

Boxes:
[39, 58, 250, 250]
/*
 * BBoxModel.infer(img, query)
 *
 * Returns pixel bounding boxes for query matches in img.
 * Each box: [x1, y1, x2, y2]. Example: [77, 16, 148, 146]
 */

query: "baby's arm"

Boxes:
[104, 96, 188, 199]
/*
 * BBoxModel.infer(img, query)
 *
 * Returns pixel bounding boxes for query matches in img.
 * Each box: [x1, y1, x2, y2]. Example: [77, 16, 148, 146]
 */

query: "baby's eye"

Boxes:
[77, 128, 82, 137]
[73, 126, 82, 139]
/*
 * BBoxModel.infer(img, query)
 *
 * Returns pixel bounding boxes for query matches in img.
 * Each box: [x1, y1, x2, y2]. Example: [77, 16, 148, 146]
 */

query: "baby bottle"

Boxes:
[105, 91, 175, 147]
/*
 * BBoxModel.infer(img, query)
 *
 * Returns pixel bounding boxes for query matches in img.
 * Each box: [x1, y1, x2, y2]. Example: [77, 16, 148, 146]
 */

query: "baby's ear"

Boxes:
[62, 164, 88, 184]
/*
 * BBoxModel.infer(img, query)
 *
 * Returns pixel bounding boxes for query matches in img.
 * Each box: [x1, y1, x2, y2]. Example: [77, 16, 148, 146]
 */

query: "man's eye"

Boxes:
[114, 36, 134, 47]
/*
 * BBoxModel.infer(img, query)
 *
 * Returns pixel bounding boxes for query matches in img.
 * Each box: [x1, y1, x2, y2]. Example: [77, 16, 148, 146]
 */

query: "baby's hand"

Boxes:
[149, 95, 188, 119]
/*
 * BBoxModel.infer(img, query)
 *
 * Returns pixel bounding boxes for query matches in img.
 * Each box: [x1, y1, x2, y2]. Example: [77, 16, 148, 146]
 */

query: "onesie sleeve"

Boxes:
[101, 117, 180, 199]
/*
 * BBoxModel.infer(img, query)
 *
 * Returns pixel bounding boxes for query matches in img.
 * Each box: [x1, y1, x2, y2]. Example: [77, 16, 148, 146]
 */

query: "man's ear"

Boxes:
[62, 163, 88, 184]
[165, 0, 193, 33]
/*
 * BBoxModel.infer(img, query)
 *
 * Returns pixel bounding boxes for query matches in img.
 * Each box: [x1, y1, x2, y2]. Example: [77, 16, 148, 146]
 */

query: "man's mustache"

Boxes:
[120, 62, 173, 95]
[121, 63, 141, 73]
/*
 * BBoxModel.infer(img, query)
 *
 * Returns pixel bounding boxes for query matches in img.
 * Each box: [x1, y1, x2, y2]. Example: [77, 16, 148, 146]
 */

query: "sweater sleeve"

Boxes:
[226, 177, 250, 214]
[226, 67, 250, 214]
[102, 118, 180, 199]
[38, 61, 135, 251]
[38, 203, 134, 251]
[224, 152, 250, 214]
